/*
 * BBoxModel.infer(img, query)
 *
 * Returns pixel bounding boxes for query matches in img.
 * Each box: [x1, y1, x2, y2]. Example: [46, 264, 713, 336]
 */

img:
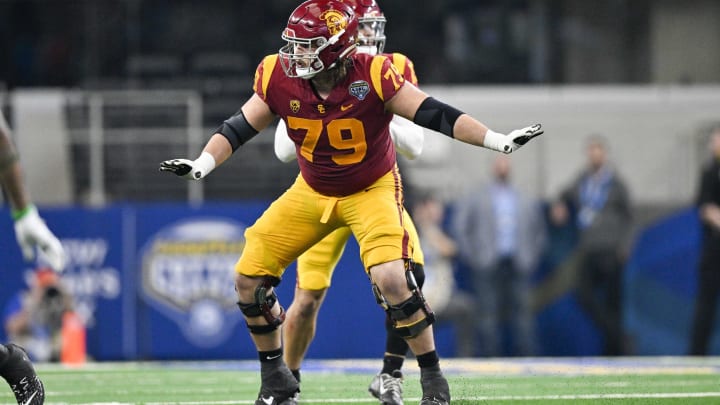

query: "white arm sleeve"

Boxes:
[273, 119, 297, 163]
[389, 115, 424, 160]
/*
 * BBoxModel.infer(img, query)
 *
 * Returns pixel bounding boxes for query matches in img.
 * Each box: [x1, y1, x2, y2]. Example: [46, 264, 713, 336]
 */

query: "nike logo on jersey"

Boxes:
[340, 104, 354, 111]
[260, 395, 274, 404]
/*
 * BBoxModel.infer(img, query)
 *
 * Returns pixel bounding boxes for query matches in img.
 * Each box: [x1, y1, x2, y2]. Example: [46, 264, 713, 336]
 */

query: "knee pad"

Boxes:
[372, 262, 435, 338]
[237, 276, 286, 335]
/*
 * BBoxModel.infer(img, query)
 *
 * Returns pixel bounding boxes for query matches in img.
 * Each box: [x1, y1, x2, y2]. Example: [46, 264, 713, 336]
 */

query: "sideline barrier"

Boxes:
[1, 204, 716, 359]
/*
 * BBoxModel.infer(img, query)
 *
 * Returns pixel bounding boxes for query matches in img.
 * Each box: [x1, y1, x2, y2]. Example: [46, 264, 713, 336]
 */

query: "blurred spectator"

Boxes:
[452, 155, 545, 357]
[3, 268, 73, 362]
[548, 135, 633, 356]
[412, 193, 476, 357]
[688, 126, 720, 355]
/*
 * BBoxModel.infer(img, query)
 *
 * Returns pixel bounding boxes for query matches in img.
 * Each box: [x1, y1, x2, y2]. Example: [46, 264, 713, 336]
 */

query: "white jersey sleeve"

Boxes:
[389, 115, 424, 160]
[273, 119, 297, 163]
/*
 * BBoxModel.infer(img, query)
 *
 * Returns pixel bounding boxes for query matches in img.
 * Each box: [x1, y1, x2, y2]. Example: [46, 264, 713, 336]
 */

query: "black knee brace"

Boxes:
[410, 261, 425, 289]
[372, 261, 435, 338]
[385, 261, 426, 333]
[237, 276, 286, 335]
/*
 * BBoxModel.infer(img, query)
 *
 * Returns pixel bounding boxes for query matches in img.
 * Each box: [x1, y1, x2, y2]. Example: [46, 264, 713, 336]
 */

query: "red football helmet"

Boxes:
[352, 0, 386, 55]
[279, 0, 359, 79]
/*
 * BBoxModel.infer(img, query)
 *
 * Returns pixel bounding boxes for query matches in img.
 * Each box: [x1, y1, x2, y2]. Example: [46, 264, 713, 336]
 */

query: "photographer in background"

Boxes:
[3, 268, 73, 363]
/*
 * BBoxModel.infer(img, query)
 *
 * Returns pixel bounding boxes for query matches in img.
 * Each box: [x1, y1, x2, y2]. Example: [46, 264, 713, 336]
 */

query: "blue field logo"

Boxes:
[140, 218, 246, 347]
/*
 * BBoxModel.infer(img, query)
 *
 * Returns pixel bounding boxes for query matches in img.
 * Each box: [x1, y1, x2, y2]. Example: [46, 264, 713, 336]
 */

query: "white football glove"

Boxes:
[159, 152, 216, 180]
[483, 124, 544, 154]
[14, 206, 67, 272]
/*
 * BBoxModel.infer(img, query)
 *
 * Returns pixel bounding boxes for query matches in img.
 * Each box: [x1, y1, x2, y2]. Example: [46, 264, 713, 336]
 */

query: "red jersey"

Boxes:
[253, 53, 406, 196]
[384, 52, 418, 86]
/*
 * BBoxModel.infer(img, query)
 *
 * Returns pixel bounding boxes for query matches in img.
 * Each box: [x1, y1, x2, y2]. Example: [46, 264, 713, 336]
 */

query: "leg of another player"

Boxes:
[367, 320, 409, 405]
[282, 286, 328, 382]
[284, 228, 348, 383]
[381, 322, 409, 373]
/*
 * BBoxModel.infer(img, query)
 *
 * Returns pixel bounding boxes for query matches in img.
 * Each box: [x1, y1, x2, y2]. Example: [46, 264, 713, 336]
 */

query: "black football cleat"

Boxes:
[1, 344, 45, 405]
[255, 364, 299, 405]
[419, 372, 450, 405]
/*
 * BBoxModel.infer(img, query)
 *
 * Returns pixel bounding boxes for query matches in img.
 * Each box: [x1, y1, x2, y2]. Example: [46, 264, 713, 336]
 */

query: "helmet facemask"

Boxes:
[280, 32, 327, 79]
[357, 14, 386, 55]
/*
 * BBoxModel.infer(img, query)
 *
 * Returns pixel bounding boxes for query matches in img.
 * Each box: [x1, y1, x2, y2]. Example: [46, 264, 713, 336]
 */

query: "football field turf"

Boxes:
[2, 357, 719, 404]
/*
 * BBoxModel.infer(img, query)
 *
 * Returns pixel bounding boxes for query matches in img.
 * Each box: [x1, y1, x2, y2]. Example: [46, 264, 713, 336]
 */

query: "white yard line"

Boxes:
[31, 392, 720, 405]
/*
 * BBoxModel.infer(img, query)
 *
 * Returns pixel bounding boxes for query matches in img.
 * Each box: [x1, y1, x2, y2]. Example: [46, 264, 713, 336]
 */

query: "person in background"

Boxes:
[413, 193, 477, 357]
[549, 135, 632, 356]
[453, 155, 545, 357]
[1, 109, 67, 404]
[688, 126, 720, 355]
[4, 267, 73, 363]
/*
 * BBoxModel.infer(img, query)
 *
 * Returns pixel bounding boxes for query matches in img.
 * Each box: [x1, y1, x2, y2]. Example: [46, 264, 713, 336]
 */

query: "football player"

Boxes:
[161, 1, 542, 404]
[0, 110, 67, 405]
[272, 1, 426, 404]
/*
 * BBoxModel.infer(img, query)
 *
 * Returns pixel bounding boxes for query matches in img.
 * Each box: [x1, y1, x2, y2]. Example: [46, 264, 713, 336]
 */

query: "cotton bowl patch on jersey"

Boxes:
[140, 218, 247, 347]
[349, 80, 370, 100]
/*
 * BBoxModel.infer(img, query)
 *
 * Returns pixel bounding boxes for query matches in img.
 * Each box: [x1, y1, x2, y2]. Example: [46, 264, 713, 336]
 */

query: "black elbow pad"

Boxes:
[215, 111, 259, 151]
[413, 97, 464, 138]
